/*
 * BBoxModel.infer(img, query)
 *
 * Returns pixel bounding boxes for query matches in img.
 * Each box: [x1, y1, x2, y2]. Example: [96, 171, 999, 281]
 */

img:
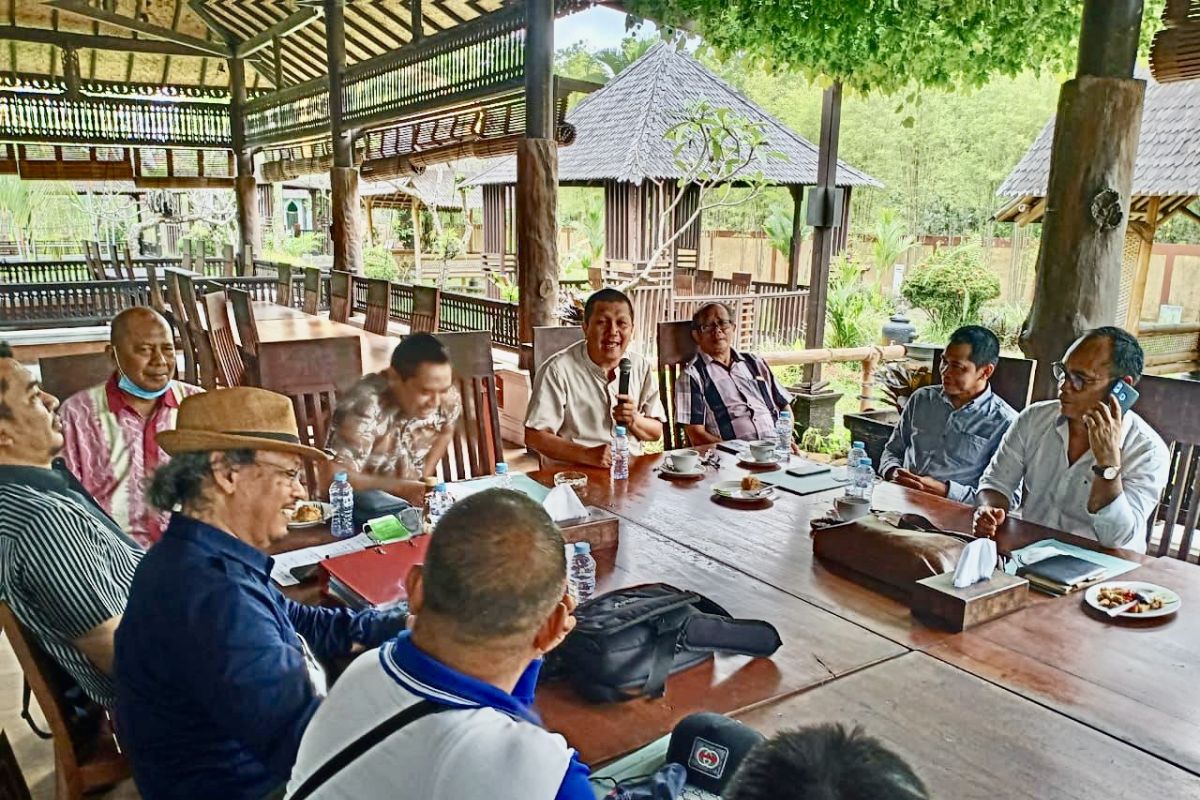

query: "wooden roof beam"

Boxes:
[46, 0, 230, 58]
[234, 7, 322, 58]
[0, 24, 218, 57]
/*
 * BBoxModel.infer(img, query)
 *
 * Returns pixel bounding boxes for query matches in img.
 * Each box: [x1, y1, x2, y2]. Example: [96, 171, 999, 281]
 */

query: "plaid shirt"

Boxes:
[59, 375, 204, 548]
[675, 349, 791, 442]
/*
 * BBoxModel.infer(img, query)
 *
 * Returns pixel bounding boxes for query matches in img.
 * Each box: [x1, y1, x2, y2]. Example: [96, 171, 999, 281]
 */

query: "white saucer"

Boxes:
[286, 501, 332, 529]
[712, 480, 775, 503]
[660, 465, 705, 479]
[1084, 581, 1181, 619]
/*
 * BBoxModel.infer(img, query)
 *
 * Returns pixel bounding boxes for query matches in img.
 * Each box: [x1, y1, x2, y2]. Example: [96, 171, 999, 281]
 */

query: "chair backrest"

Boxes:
[181, 249, 193, 273]
[730, 272, 753, 294]
[1135, 375, 1200, 561]
[276, 263, 294, 308]
[302, 267, 321, 315]
[164, 270, 198, 384]
[329, 270, 352, 323]
[227, 287, 260, 385]
[38, 352, 113, 402]
[930, 348, 1036, 412]
[676, 247, 699, 272]
[532, 325, 584, 378]
[172, 271, 218, 390]
[143, 258, 167, 313]
[84, 242, 107, 280]
[694, 269, 714, 294]
[436, 331, 502, 481]
[656, 320, 698, 450]
[410, 284, 441, 333]
[120, 245, 138, 283]
[222, 244, 236, 277]
[202, 291, 247, 387]
[363, 278, 391, 335]
[588, 266, 603, 290]
[673, 272, 696, 295]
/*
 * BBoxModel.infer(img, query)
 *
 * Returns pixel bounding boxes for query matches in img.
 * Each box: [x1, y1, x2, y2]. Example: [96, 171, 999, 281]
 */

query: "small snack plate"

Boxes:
[738, 455, 783, 470]
[286, 501, 332, 530]
[658, 465, 705, 481]
[711, 479, 775, 504]
[1084, 580, 1181, 620]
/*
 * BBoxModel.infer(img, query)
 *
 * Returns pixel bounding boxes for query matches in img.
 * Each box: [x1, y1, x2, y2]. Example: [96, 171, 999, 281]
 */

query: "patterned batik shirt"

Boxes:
[326, 372, 462, 480]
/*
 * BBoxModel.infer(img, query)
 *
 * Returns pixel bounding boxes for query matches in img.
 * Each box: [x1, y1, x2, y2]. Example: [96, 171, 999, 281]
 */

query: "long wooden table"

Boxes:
[251, 301, 399, 374]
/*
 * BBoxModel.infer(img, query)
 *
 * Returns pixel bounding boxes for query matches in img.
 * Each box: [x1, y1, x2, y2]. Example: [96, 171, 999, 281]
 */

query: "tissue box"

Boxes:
[560, 507, 620, 552]
[910, 570, 1028, 632]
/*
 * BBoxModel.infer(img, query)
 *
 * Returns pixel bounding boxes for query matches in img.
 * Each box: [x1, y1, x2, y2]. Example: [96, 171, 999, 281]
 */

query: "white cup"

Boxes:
[748, 440, 777, 462]
[834, 496, 871, 521]
[667, 449, 700, 473]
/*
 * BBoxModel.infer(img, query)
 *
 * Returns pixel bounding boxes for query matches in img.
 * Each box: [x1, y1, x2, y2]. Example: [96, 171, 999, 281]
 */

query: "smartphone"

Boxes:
[1111, 380, 1139, 413]
[787, 463, 831, 478]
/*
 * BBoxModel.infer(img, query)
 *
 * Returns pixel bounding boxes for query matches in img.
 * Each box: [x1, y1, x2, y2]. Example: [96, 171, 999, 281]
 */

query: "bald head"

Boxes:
[111, 306, 170, 346]
[420, 488, 567, 644]
[109, 307, 176, 394]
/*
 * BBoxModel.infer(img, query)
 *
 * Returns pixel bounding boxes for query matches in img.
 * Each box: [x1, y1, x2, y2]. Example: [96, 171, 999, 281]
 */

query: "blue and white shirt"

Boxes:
[286, 631, 592, 799]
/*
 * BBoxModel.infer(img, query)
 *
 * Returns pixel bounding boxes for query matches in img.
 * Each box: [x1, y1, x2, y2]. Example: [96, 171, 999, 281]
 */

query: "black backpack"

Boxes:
[543, 583, 782, 703]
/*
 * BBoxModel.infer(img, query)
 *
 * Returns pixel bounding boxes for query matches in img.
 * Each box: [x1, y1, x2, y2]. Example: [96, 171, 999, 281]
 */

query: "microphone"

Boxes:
[617, 358, 632, 397]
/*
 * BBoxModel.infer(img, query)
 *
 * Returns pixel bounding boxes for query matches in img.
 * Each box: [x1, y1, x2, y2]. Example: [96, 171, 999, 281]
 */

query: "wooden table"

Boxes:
[251, 301, 398, 374]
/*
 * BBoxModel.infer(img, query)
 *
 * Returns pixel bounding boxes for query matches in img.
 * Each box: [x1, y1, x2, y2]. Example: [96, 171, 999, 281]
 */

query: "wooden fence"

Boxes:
[0, 256, 227, 284]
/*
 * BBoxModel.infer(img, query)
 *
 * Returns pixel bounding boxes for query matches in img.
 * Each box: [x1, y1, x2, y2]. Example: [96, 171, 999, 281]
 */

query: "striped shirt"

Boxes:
[0, 463, 143, 706]
[59, 376, 203, 547]
[675, 349, 791, 442]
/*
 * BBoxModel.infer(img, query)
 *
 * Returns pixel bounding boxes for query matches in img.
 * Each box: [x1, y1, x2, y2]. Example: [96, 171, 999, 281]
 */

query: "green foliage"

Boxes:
[825, 254, 891, 348]
[869, 207, 914, 279]
[761, 205, 797, 258]
[262, 232, 322, 265]
[901, 244, 1000, 339]
[489, 273, 521, 303]
[563, 202, 605, 278]
[626, 0, 1164, 94]
[555, 35, 661, 84]
[799, 426, 850, 458]
[363, 246, 402, 281]
[665, 100, 778, 186]
[980, 302, 1028, 352]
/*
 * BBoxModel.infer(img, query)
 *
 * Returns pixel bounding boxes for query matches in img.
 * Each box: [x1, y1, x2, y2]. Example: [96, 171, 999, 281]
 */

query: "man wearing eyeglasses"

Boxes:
[973, 327, 1168, 552]
[675, 302, 795, 446]
[879, 326, 1017, 503]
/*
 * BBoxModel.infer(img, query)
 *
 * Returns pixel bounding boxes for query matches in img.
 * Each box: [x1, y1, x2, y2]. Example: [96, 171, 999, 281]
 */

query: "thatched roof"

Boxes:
[999, 71, 1200, 200]
[283, 162, 483, 210]
[466, 43, 880, 188]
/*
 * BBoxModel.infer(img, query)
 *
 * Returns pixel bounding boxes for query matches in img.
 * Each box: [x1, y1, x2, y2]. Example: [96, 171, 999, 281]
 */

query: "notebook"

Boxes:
[318, 536, 432, 611]
[1016, 554, 1109, 596]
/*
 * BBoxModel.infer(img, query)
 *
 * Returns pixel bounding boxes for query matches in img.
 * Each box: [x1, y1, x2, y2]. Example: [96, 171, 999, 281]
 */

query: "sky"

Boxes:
[555, 6, 657, 52]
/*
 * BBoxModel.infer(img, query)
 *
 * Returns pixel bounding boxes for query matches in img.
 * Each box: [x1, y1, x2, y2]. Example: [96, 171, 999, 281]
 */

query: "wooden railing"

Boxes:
[346, 277, 521, 350]
[0, 256, 227, 283]
[0, 92, 230, 148]
[761, 344, 908, 412]
[672, 291, 809, 351]
[1137, 322, 1200, 376]
[243, 78, 330, 148]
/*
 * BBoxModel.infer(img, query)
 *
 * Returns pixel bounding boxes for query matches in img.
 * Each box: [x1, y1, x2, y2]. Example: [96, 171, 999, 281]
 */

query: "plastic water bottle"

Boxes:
[423, 477, 440, 530]
[565, 544, 579, 602]
[329, 471, 355, 539]
[775, 409, 793, 460]
[611, 425, 630, 481]
[570, 542, 597, 602]
[433, 483, 452, 525]
[845, 440, 867, 481]
[495, 462, 514, 491]
[851, 458, 876, 501]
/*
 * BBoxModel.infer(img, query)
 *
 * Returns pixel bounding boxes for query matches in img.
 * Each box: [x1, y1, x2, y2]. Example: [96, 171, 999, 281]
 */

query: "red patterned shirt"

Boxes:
[59, 375, 204, 548]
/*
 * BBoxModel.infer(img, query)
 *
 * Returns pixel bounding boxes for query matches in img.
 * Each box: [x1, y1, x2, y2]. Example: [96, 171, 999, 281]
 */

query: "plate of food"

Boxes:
[1084, 581, 1181, 619]
[286, 501, 332, 529]
[712, 477, 776, 505]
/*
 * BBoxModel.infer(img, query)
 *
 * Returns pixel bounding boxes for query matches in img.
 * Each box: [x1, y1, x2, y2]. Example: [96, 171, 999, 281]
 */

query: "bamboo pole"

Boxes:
[759, 344, 906, 366]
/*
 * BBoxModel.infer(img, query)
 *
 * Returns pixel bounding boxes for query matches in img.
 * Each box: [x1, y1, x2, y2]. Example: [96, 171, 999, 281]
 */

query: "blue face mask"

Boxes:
[114, 353, 171, 400]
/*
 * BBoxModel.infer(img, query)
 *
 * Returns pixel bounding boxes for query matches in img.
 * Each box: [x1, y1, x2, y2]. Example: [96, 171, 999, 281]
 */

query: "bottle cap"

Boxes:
[495, 463, 508, 474]
[853, 441, 865, 449]
[423, 477, 438, 488]
[615, 425, 627, 436]
[859, 458, 872, 466]
[435, 482, 447, 492]
[574, 542, 591, 555]
[333, 471, 348, 482]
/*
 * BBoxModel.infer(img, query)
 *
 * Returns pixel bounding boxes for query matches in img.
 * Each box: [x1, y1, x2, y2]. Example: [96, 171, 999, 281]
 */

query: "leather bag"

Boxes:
[812, 513, 967, 598]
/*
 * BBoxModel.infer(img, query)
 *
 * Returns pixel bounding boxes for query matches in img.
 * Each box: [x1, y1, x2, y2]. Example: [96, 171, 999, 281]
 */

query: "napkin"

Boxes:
[543, 483, 588, 523]
[952, 537, 997, 588]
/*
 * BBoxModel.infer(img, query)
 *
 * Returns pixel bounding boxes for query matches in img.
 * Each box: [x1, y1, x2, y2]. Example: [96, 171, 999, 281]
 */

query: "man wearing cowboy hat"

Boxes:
[113, 388, 407, 800]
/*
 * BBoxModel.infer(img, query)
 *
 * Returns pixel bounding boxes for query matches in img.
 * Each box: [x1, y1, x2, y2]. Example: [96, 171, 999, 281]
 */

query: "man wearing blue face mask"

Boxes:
[59, 307, 204, 547]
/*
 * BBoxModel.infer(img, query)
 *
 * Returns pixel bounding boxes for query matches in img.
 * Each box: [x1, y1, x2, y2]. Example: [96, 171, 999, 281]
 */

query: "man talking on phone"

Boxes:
[973, 327, 1168, 552]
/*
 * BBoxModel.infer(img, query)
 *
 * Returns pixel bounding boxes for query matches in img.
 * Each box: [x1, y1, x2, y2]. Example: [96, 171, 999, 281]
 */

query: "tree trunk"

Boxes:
[516, 138, 559, 344]
[330, 167, 362, 274]
[1019, 75, 1145, 399]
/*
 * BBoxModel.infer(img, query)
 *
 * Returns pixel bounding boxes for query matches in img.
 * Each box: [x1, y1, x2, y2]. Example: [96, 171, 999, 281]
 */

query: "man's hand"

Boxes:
[973, 505, 1007, 538]
[1083, 394, 1123, 469]
[891, 468, 949, 498]
[584, 443, 612, 468]
[612, 394, 638, 427]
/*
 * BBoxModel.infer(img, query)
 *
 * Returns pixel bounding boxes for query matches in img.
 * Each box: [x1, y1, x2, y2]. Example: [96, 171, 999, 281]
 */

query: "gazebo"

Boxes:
[465, 43, 880, 289]
[996, 70, 1200, 375]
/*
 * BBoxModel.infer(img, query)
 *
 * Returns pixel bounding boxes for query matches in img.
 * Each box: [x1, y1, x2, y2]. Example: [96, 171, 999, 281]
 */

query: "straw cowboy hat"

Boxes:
[158, 387, 330, 461]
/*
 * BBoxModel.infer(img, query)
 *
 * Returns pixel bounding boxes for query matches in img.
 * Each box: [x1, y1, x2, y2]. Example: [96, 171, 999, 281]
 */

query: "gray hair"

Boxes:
[691, 302, 733, 329]
[148, 449, 256, 512]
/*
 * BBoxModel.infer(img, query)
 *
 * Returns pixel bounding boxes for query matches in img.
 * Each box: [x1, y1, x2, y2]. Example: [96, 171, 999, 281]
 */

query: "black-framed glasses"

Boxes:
[694, 320, 733, 334]
[253, 460, 305, 485]
[1051, 361, 1108, 391]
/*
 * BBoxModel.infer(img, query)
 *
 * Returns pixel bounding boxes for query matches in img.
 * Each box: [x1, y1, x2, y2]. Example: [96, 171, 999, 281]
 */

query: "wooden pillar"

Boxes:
[802, 83, 844, 386]
[326, 0, 362, 273]
[1020, 0, 1145, 400]
[517, 0, 558, 346]
[229, 57, 260, 267]
[787, 184, 805, 289]
[1124, 196, 1160, 332]
[411, 197, 423, 280]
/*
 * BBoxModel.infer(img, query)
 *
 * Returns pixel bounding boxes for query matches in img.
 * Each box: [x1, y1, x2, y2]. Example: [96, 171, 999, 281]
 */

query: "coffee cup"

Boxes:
[748, 440, 777, 462]
[667, 449, 700, 473]
[834, 495, 871, 521]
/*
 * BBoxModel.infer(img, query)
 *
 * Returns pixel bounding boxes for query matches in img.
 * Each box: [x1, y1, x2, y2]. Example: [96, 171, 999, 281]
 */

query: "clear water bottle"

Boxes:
[433, 482, 452, 525]
[775, 409, 793, 460]
[570, 542, 597, 602]
[495, 462, 514, 491]
[611, 425, 630, 481]
[422, 477, 439, 530]
[564, 544, 579, 602]
[851, 457, 876, 501]
[329, 471, 355, 539]
[845, 440, 867, 481]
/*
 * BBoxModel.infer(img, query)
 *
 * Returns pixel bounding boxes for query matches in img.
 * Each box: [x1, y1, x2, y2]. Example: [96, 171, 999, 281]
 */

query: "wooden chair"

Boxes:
[656, 320, 698, 450]
[222, 244, 237, 277]
[302, 267, 321, 316]
[83, 242, 107, 280]
[170, 270, 219, 390]
[143, 258, 167, 314]
[532, 325, 584, 378]
[930, 348, 1036, 412]
[363, 278, 391, 335]
[329, 270, 352, 323]
[0, 729, 32, 800]
[165, 269, 199, 385]
[436, 331, 503, 481]
[38, 352, 112, 402]
[0, 603, 131, 800]
[673, 272, 696, 295]
[730, 272, 753, 294]
[410, 285, 441, 333]
[1137, 375, 1200, 561]
[276, 263, 294, 308]
[694, 269, 714, 294]
[676, 247, 699, 272]
[588, 267, 604, 290]
[180, 249, 193, 273]
[228, 287, 261, 383]
[202, 291, 247, 387]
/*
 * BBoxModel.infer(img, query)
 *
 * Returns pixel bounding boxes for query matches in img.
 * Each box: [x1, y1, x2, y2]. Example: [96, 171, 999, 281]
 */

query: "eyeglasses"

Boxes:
[1051, 361, 1109, 391]
[694, 320, 733, 334]
[253, 460, 305, 485]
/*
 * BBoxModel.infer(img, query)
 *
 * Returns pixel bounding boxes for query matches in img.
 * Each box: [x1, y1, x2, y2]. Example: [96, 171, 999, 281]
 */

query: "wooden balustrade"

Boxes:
[760, 344, 908, 411]
[243, 78, 331, 148]
[0, 257, 227, 283]
[670, 289, 810, 351]
[439, 291, 520, 350]
[0, 92, 230, 148]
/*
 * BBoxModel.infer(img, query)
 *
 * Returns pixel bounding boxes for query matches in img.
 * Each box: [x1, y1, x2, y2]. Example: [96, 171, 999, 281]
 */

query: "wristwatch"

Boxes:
[1092, 464, 1121, 480]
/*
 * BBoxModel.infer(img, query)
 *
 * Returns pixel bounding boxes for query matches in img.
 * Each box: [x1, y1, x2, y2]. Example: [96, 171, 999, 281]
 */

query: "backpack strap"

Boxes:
[21, 679, 52, 740]
[289, 700, 449, 800]
[680, 613, 782, 658]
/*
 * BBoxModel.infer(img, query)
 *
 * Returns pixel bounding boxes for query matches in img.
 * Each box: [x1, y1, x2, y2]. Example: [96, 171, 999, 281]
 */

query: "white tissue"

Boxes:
[952, 538, 998, 589]
[543, 483, 588, 523]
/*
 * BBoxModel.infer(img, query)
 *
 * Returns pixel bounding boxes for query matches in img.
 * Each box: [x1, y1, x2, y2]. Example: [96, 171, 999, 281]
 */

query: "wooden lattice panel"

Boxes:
[1115, 225, 1144, 324]
[1152, 0, 1200, 82]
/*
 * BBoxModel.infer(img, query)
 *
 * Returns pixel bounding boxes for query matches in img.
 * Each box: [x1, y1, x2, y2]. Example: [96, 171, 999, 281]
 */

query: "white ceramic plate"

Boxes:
[712, 480, 775, 503]
[286, 501, 332, 529]
[739, 455, 782, 468]
[1083, 581, 1181, 619]
[659, 465, 705, 479]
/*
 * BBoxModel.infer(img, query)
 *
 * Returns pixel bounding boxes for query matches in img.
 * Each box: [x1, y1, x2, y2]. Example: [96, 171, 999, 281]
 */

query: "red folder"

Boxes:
[318, 536, 432, 610]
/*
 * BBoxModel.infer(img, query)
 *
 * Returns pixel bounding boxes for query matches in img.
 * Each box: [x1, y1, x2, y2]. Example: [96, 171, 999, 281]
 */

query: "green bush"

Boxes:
[363, 246, 401, 281]
[901, 244, 1000, 338]
[980, 302, 1028, 352]
[825, 254, 891, 348]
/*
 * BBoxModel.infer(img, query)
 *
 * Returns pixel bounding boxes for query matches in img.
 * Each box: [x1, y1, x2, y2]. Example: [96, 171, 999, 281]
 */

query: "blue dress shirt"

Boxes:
[879, 385, 1018, 504]
[114, 514, 406, 800]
